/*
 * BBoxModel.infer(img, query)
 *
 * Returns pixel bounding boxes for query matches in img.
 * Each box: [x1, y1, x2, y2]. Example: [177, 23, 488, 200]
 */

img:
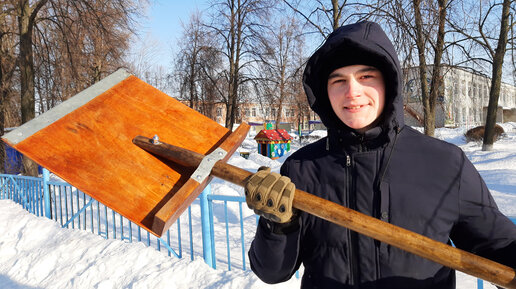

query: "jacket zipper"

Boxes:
[346, 154, 359, 287]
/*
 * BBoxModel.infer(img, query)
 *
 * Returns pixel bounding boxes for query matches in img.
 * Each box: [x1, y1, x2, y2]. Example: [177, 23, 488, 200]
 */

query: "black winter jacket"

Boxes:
[249, 21, 516, 289]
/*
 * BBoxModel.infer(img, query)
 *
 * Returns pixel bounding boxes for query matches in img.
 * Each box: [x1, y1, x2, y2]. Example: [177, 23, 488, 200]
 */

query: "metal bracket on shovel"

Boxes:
[191, 147, 227, 183]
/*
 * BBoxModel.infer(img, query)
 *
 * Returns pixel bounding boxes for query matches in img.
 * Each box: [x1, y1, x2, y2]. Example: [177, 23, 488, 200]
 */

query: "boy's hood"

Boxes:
[303, 21, 404, 132]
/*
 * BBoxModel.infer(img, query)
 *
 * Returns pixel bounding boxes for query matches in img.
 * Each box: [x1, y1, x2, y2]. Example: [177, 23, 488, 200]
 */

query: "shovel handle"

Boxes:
[132, 135, 516, 289]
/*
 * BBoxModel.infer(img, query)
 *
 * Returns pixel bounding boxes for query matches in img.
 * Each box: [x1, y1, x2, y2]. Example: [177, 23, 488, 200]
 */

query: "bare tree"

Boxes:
[1, 0, 145, 175]
[197, 45, 224, 119]
[175, 12, 212, 110]
[481, 0, 514, 151]
[283, 0, 386, 42]
[289, 36, 312, 131]
[172, 11, 225, 120]
[17, 0, 47, 126]
[283, 0, 344, 37]
[449, 0, 515, 150]
[205, 0, 274, 130]
[126, 33, 172, 94]
[253, 16, 304, 125]
[15, 0, 48, 175]
[412, 0, 448, 136]
[0, 7, 18, 173]
[33, 0, 143, 111]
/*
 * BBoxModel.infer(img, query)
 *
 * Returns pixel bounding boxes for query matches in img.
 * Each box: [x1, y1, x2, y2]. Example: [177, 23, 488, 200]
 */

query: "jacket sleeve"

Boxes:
[248, 217, 302, 283]
[248, 160, 303, 284]
[450, 152, 516, 268]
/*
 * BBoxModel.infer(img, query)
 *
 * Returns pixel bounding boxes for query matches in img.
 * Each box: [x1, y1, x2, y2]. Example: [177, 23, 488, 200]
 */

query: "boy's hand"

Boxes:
[245, 167, 296, 223]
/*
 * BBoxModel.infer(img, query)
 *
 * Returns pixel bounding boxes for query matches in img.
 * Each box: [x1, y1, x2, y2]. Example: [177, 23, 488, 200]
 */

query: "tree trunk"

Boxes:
[413, 0, 448, 137]
[228, 74, 239, 131]
[276, 65, 287, 125]
[188, 57, 196, 110]
[18, 0, 38, 176]
[225, 0, 243, 132]
[18, 0, 47, 176]
[482, 0, 511, 151]
[412, 0, 433, 136]
[92, 65, 102, 84]
[427, 0, 447, 136]
[331, 0, 340, 30]
[0, 68, 5, 174]
[19, 0, 35, 125]
[0, 32, 5, 174]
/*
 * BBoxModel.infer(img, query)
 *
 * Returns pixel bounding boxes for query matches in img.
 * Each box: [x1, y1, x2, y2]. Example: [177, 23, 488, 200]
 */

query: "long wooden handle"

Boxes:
[133, 135, 516, 289]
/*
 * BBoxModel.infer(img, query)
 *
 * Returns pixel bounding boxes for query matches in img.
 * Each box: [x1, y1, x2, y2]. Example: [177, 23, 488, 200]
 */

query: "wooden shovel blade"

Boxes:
[132, 136, 516, 289]
[1, 69, 242, 237]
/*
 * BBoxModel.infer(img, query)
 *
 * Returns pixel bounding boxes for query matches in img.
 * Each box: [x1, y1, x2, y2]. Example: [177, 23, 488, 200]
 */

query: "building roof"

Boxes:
[254, 129, 292, 142]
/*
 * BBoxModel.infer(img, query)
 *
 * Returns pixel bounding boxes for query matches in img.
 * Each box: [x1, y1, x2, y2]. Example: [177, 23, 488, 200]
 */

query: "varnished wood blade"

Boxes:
[2, 69, 244, 237]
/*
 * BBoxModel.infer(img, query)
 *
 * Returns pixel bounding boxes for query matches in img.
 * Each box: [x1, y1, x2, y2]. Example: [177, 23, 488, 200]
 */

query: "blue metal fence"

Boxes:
[1, 170, 514, 288]
[0, 170, 253, 270]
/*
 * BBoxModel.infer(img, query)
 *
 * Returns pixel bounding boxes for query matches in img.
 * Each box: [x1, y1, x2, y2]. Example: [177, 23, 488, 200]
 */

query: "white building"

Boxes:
[403, 65, 516, 127]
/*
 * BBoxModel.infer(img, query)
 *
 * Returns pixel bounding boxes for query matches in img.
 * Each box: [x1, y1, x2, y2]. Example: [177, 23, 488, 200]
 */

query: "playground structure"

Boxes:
[254, 129, 292, 159]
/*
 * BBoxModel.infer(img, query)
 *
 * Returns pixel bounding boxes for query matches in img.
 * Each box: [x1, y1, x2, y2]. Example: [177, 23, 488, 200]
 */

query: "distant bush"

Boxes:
[465, 125, 505, 142]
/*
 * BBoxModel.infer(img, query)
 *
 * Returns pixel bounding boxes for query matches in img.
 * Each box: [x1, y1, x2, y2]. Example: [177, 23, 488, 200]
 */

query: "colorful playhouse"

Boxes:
[254, 129, 293, 159]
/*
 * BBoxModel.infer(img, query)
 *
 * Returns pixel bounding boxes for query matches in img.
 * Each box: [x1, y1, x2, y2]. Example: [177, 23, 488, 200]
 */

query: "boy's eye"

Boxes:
[330, 78, 346, 84]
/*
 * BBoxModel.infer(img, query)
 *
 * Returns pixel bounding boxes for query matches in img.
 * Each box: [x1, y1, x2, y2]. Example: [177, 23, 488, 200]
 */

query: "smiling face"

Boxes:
[327, 65, 386, 133]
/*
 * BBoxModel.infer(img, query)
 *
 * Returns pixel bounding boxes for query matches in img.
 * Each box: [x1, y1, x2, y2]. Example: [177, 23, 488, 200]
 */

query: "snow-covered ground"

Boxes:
[1, 124, 515, 289]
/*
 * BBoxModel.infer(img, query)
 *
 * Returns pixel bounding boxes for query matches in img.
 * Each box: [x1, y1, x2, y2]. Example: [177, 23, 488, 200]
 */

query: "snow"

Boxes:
[2, 124, 516, 289]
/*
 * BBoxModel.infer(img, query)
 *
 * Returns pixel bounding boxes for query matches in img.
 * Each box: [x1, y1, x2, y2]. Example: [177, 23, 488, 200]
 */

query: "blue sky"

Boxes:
[133, 0, 209, 64]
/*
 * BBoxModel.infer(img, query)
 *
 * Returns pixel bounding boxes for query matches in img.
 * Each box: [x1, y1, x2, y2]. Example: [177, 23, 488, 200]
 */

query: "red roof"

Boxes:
[254, 129, 292, 142]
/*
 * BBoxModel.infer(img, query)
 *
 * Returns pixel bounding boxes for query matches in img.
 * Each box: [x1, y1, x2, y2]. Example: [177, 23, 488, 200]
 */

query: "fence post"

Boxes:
[199, 184, 215, 269]
[42, 168, 51, 219]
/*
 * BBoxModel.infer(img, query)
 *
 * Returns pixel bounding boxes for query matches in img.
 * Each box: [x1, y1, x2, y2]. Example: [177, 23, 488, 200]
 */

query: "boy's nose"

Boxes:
[345, 77, 362, 98]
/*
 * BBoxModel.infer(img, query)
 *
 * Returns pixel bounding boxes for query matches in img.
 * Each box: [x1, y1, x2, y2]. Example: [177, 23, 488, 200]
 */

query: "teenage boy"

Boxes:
[245, 21, 516, 289]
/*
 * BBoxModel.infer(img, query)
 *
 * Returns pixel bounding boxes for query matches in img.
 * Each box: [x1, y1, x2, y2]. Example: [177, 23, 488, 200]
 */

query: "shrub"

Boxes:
[465, 125, 505, 142]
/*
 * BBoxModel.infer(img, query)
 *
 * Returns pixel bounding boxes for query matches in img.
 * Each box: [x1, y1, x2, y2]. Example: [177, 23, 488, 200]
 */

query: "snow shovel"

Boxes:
[2, 69, 250, 237]
[132, 135, 516, 289]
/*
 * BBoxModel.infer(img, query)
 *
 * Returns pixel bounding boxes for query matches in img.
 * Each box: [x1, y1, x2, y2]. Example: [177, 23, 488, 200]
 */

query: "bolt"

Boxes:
[152, 134, 160, 144]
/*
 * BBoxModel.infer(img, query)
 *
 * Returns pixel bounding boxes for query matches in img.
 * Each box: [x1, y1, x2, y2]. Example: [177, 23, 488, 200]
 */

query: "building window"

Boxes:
[244, 108, 250, 117]
[216, 107, 222, 117]
[252, 108, 256, 117]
